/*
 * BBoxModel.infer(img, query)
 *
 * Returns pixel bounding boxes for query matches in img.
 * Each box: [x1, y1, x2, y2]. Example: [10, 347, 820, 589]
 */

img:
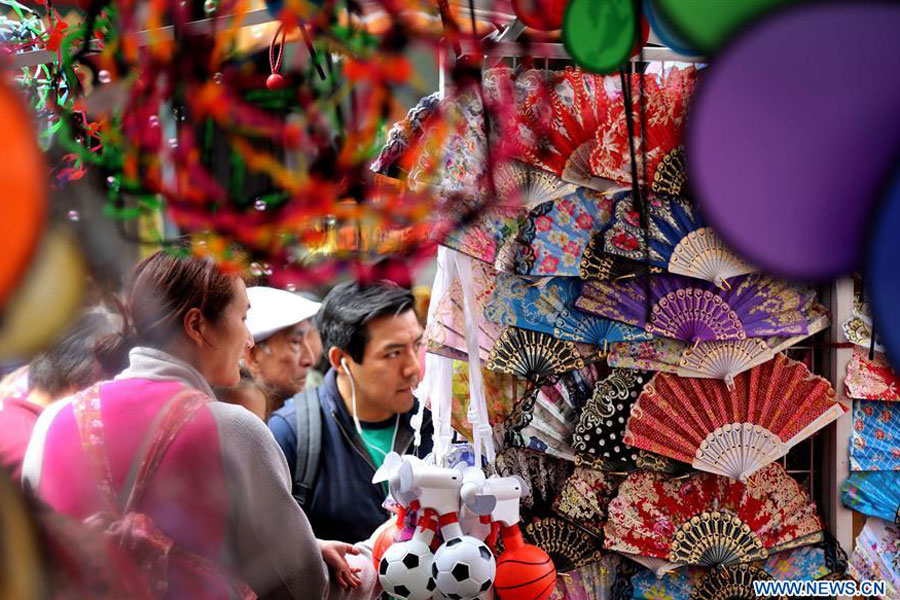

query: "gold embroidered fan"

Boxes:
[604, 463, 825, 576]
[624, 353, 847, 481]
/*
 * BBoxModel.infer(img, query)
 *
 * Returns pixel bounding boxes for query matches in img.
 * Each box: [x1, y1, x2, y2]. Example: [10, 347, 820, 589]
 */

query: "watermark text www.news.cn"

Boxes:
[753, 579, 886, 597]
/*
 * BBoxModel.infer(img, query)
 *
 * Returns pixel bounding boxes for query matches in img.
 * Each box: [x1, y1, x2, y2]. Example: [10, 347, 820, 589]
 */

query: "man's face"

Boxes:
[248, 320, 317, 400]
[348, 310, 424, 416]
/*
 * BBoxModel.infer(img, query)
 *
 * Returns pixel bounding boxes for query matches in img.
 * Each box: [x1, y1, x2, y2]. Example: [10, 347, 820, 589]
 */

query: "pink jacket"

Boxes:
[23, 347, 379, 600]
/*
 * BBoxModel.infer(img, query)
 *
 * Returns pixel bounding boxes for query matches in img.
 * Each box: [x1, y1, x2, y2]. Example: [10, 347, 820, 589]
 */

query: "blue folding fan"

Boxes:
[484, 271, 652, 346]
[842, 470, 900, 524]
[850, 400, 900, 471]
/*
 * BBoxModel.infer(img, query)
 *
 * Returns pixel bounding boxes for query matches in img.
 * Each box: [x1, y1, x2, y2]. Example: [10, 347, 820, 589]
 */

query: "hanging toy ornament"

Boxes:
[266, 24, 286, 91]
[511, 0, 568, 31]
[487, 476, 557, 600]
[378, 509, 440, 600]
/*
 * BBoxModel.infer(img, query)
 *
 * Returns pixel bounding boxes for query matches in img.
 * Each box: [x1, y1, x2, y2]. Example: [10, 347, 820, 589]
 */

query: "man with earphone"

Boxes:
[268, 280, 434, 543]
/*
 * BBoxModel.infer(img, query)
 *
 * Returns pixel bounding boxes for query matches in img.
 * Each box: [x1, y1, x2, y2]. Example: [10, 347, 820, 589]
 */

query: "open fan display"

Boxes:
[524, 516, 605, 573]
[590, 67, 698, 197]
[604, 463, 825, 575]
[845, 346, 900, 401]
[485, 272, 651, 346]
[607, 307, 830, 388]
[589, 194, 755, 288]
[624, 354, 847, 481]
[513, 67, 618, 191]
[848, 518, 900, 598]
[842, 470, 900, 525]
[449, 361, 522, 441]
[624, 540, 846, 600]
[511, 187, 620, 277]
[851, 400, 900, 471]
[576, 274, 820, 345]
[552, 466, 625, 538]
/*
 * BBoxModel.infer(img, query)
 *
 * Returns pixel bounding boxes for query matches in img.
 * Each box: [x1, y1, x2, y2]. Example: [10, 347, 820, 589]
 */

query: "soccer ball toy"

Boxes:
[431, 533, 496, 600]
[377, 510, 438, 600]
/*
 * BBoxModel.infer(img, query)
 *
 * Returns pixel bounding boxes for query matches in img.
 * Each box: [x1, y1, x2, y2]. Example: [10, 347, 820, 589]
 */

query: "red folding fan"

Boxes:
[624, 353, 848, 481]
[590, 67, 698, 198]
[845, 346, 900, 401]
[514, 68, 617, 191]
[604, 463, 825, 576]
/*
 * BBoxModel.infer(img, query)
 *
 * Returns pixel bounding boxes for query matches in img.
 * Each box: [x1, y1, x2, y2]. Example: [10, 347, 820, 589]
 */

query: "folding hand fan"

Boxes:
[594, 194, 755, 288]
[514, 67, 616, 191]
[524, 516, 605, 573]
[485, 272, 651, 345]
[848, 518, 900, 598]
[622, 538, 847, 600]
[548, 554, 618, 600]
[604, 463, 825, 575]
[511, 187, 618, 277]
[845, 346, 900, 401]
[552, 466, 625, 538]
[576, 274, 819, 345]
[842, 471, 900, 524]
[590, 67, 698, 197]
[449, 360, 522, 441]
[625, 353, 847, 481]
[851, 400, 900, 471]
[491, 448, 574, 520]
[607, 309, 831, 388]
[842, 300, 885, 353]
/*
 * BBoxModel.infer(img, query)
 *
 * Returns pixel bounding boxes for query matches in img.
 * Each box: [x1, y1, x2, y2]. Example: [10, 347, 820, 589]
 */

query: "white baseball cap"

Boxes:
[245, 286, 321, 342]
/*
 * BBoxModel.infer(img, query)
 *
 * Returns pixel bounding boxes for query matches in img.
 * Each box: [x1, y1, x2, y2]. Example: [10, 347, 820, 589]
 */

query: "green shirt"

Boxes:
[359, 416, 397, 472]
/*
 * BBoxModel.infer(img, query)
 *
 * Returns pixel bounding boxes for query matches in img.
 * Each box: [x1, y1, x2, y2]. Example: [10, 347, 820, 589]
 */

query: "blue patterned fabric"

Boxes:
[842, 470, 900, 523]
[851, 400, 900, 471]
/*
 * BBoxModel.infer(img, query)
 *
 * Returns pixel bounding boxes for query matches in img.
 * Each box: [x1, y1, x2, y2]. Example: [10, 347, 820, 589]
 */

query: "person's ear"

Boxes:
[328, 347, 348, 373]
[183, 307, 206, 347]
[244, 345, 261, 373]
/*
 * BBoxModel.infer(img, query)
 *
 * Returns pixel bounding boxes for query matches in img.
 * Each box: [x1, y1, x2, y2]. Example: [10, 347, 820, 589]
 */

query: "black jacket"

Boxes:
[268, 368, 434, 543]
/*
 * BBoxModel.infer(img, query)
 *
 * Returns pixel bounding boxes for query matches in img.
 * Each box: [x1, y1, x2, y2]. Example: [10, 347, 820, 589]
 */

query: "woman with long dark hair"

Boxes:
[22, 250, 374, 600]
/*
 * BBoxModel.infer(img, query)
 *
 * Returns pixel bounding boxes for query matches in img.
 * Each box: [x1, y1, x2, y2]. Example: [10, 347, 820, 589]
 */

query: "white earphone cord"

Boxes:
[343, 358, 399, 456]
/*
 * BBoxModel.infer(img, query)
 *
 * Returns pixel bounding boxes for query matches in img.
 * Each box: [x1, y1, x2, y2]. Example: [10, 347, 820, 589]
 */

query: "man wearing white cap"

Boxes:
[244, 286, 322, 415]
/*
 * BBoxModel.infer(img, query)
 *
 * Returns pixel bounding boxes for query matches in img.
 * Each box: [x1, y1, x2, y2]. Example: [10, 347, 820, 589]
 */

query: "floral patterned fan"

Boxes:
[841, 300, 884, 353]
[448, 361, 522, 441]
[485, 272, 651, 346]
[851, 400, 900, 471]
[625, 354, 847, 481]
[512, 187, 619, 277]
[576, 274, 819, 345]
[621, 540, 847, 600]
[514, 67, 618, 191]
[604, 463, 825, 575]
[607, 307, 830, 388]
[842, 470, 900, 525]
[591, 194, 755, 288]
[845, 346, 900, 401]
[848, 518, 900, 599]
[552, 466, 625, 538]
[590, 67, 698, 198]
[524, 516, 605, 573]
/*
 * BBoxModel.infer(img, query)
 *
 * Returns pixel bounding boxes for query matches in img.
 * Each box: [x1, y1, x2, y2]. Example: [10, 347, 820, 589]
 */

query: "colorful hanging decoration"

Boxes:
[842, 470, 900, 525]
[624, 354, 846, 481]
[845, 346, 900, 402]
[576, 274, 820, 345]
[562, 0, 637, 75]
[605, 463, 825, 575]
[851, 400, 900, 471]
[511, 0, 568, 31]
[484, 273, 651, 346]
[848, 518, 900, 598]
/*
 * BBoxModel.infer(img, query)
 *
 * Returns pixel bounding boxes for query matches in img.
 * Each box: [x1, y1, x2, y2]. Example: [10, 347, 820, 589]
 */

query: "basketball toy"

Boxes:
[494, 524, 556, 600]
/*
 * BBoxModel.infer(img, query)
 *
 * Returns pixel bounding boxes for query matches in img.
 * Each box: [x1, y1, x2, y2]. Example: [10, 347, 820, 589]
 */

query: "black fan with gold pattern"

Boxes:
[486, 327, 585, 381]
[523, 516, 604, 573]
